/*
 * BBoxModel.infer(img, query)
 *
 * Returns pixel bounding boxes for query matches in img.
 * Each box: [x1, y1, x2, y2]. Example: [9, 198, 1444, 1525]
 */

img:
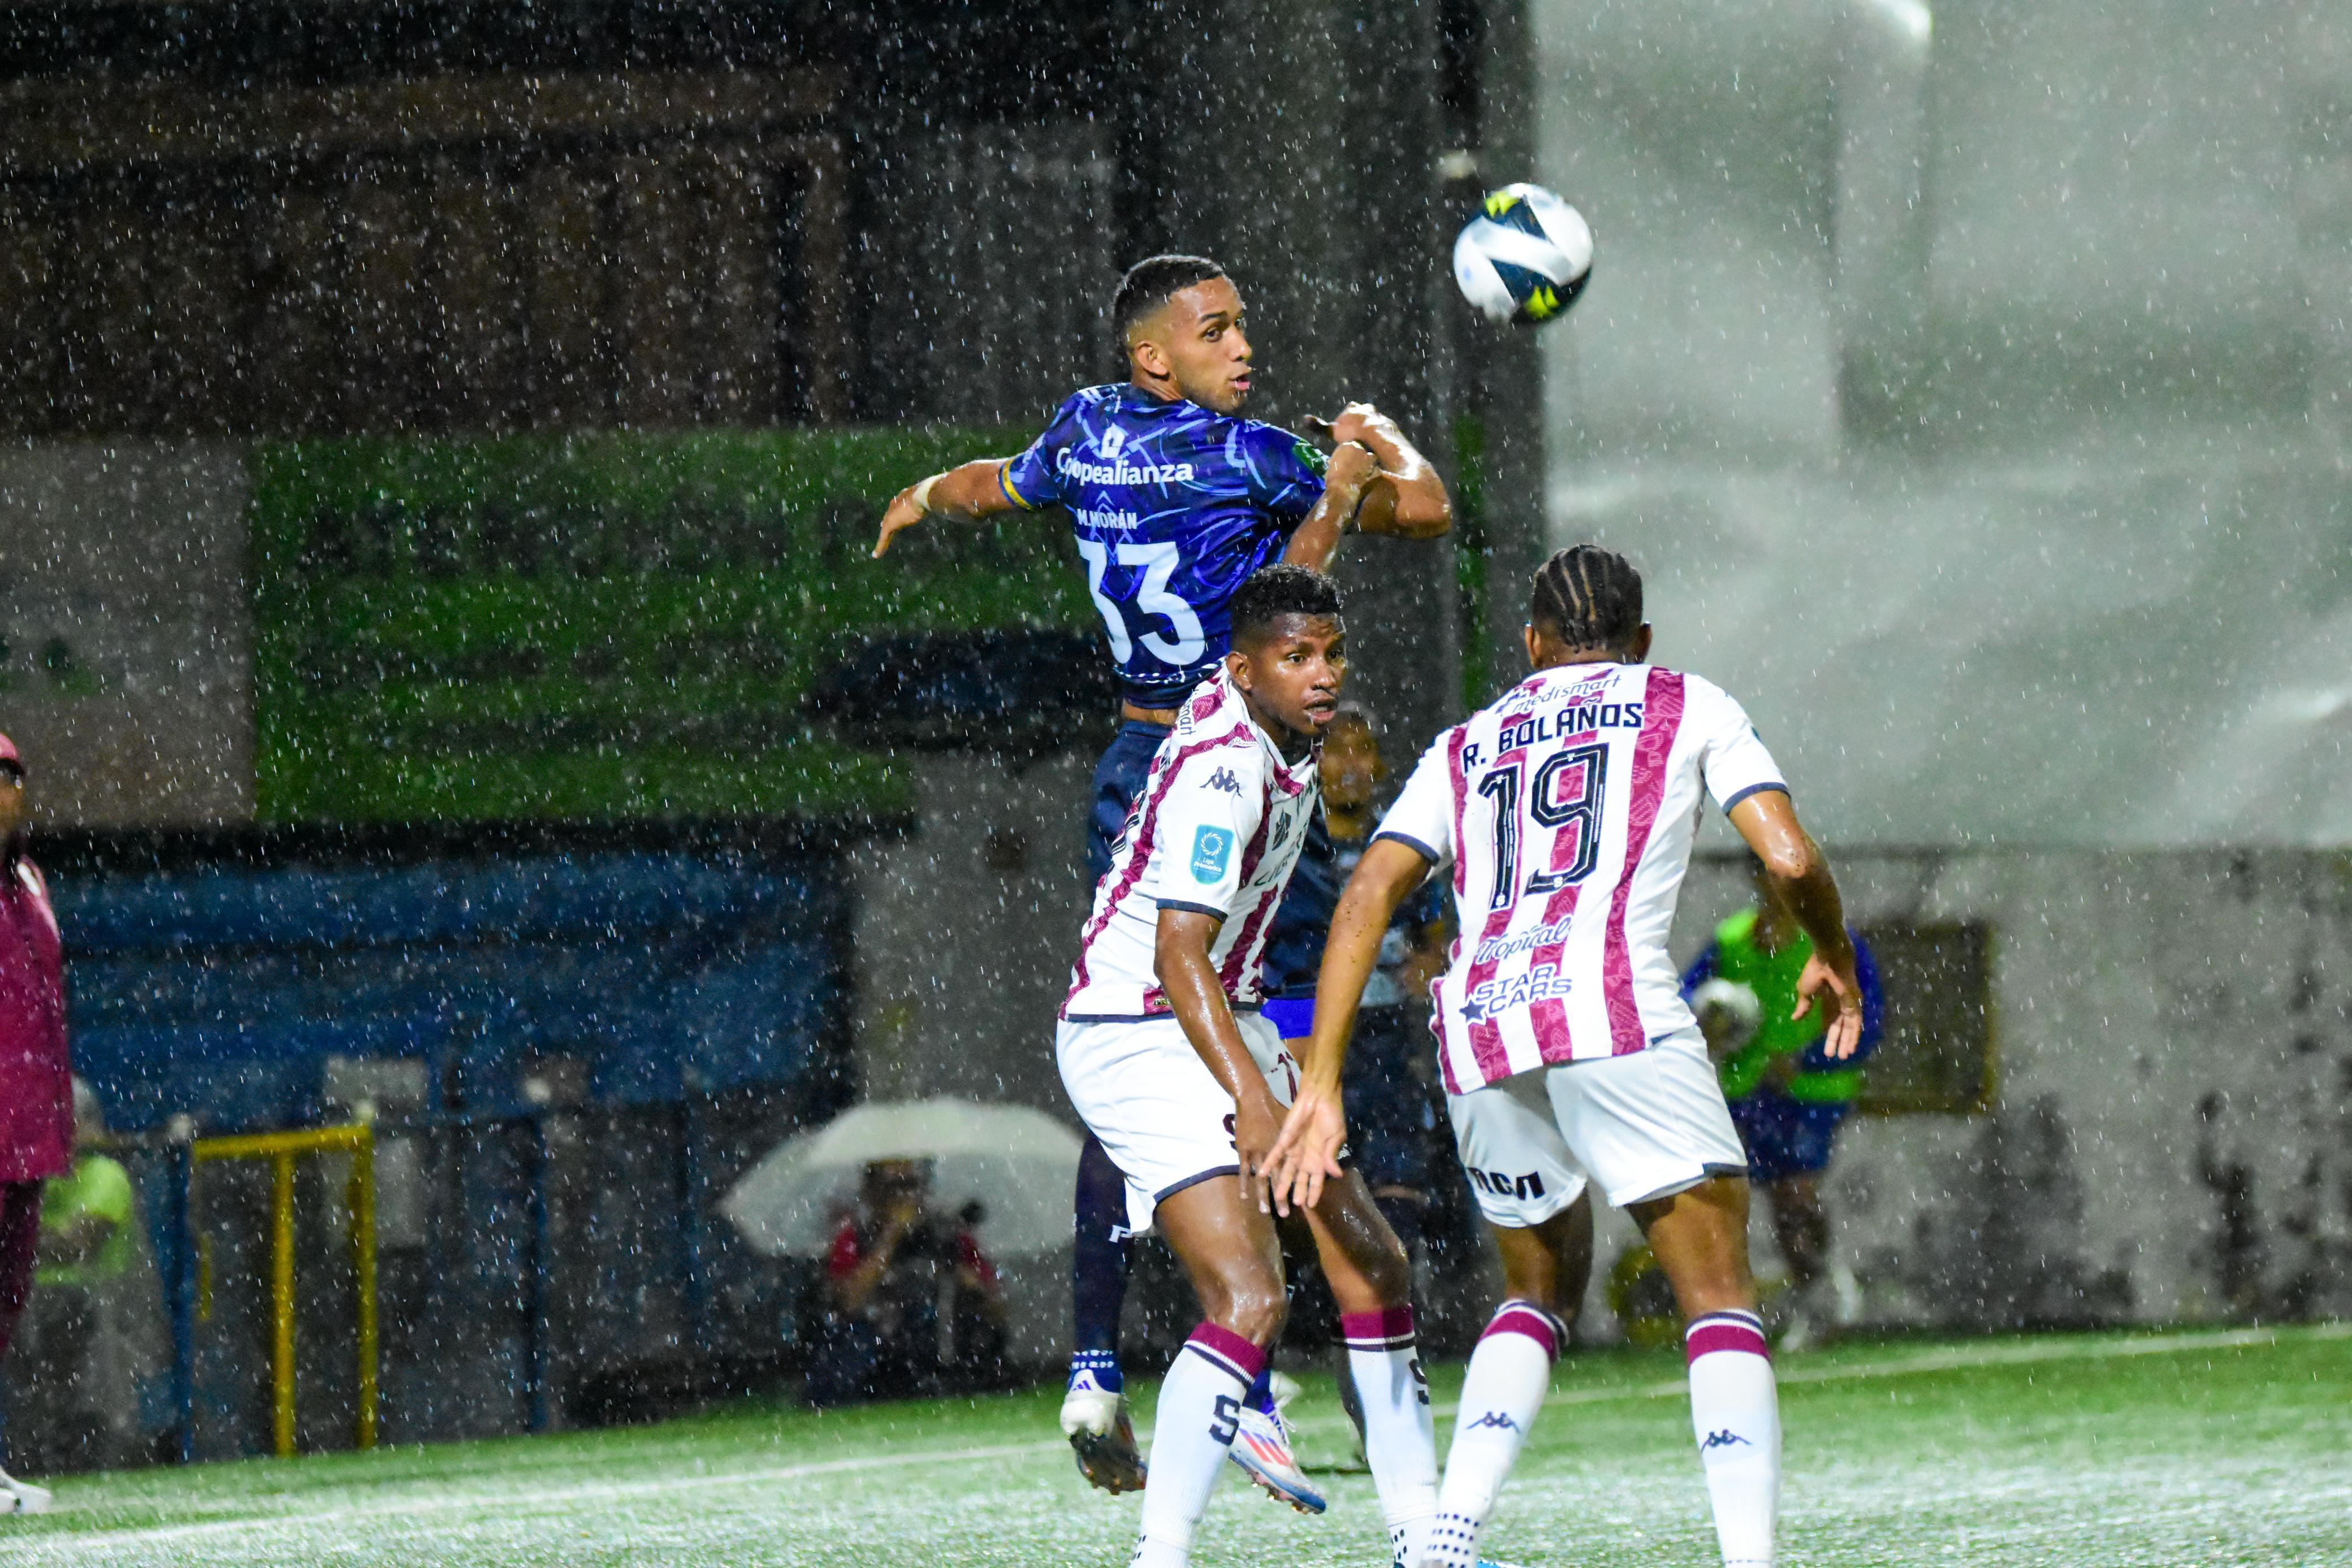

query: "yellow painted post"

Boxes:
[271, 1151, 296, 1459]
[350, 1128, 378, 1450]
[190, 1124, 379, 1460]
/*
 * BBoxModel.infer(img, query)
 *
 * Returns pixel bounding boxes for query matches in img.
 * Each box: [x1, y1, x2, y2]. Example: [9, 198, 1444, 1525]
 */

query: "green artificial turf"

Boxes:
[8, 1323, 2347, 1566]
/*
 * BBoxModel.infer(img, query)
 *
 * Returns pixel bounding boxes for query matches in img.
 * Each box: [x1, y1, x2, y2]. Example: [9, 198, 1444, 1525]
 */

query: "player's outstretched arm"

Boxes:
[1267, 836, 1432, 1215]
[872, 459, 1023, 557]
[1328, 402, 1451, 540]
[1155, 907, 1289, 1214]
[1726, 788, 1865, 1060]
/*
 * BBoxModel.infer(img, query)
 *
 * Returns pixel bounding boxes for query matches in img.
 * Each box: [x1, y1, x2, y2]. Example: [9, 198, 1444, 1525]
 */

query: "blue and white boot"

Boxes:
[1060, 1350, 1145, 1494]
[1226, 1368, 1325, 1513]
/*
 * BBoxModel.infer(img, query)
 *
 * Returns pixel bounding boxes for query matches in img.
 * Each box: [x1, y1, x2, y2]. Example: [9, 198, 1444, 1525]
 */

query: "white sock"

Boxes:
[1136, 1323, 1264, 1567]
[1341, 1307, 1440, 1560]
[1422, 1300, 1567, 1566]
[1687, 1310, 1780, 1568]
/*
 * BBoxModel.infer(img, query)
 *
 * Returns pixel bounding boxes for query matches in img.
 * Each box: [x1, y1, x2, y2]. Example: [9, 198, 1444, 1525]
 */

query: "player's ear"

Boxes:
[1629, 623, 1654, 662]
[1224, 647, 1253, 692]
[1523, 622, 1542, 670]
[1129, 330, 1170, 382]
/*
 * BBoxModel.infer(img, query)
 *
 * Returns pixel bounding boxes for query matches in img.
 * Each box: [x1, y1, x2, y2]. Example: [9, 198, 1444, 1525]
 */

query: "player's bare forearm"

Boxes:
[1155, 908, 1284, 1201]
[1728, 789, 1862, 1055]
[872, 458, 1022, 557]
[1268, 838, 1431, 1211]
[1302, 838, 1430, 1093]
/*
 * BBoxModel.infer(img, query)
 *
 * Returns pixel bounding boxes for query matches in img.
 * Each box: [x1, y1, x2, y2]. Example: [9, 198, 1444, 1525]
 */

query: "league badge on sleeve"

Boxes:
[1190, 826, 1234, 883]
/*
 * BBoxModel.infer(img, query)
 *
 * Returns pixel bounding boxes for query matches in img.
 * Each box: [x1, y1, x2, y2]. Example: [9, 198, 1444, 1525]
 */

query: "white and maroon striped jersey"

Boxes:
[1062, 668, 1321, 1021]
[1376, 661, 1785, 1093]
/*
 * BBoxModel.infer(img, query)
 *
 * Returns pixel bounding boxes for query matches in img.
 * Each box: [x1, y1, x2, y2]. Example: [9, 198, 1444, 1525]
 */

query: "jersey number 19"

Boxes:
[1474, 743, 1608, 910]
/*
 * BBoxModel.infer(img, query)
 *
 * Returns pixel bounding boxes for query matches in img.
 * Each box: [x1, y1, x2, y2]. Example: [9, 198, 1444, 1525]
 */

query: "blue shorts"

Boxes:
[1261, 995, 1315, 1040]
[1088, 720, 1173, 884]
[1727, 1090, 1851, 1184]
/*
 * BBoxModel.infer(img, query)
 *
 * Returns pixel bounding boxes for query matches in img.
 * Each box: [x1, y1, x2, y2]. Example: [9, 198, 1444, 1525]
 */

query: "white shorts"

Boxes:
[1446, 1031, 1748, 1223]
[1056, 1011, 1298, 1235]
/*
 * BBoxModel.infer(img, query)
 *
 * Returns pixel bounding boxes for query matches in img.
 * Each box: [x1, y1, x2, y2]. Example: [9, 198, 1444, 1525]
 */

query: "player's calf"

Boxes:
[1419, 1299, 1568, 1568]
[1686, 1310, 1779, 1567]
[1635, 1178, 1779, 1567]
[1304, 1172, 1441, 1562]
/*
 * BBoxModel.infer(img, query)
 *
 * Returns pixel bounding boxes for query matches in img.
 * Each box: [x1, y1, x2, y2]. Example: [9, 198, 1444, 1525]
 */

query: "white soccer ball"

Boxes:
[1691, 977, 1762, 1051]
[1452, 183, 1595, 326]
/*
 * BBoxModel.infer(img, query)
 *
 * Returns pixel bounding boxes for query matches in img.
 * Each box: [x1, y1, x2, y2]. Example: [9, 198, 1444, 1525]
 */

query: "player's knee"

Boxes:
[1210, 1270, 1288, 1345]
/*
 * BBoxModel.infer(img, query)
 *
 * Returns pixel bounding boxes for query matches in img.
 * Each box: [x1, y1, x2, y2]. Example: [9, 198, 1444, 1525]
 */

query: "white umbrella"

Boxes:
[721, 1098, 1085, 1259]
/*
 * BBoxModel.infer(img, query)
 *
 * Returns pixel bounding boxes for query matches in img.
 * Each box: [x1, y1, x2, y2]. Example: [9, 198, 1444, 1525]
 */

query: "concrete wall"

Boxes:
[0, 441, 252, 826]
[1563, 842, 2352, 1339]
[848, 747, 1099, 1365]
[1532, 0, 2352, 847]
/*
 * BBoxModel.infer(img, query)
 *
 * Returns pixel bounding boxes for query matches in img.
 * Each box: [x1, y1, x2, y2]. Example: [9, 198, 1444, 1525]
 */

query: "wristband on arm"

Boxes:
[910, 473, 941, 516]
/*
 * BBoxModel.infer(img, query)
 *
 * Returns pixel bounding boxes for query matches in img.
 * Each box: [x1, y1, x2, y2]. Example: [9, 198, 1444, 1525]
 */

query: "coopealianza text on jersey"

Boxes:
[1056, 449, 1199, 486]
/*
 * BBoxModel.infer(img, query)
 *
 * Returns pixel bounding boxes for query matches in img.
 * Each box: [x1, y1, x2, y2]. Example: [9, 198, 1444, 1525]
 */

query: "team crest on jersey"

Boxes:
[1190, 825, 1234, 883]
[1204, 766, 1242, 795]
[1460, 963, 1571, 1024]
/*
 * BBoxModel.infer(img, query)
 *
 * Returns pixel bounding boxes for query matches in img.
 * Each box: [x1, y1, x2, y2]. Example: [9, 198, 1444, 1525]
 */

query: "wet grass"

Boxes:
[8, 1322, 2347, 1566]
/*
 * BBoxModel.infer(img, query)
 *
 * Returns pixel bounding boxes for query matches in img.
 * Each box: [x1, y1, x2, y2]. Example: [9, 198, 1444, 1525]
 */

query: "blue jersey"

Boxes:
[1000, 384, 1328, 707]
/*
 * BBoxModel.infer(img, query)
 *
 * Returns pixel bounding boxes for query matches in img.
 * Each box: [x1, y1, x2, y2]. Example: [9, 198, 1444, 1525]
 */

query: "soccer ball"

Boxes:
[1452, 184, 1594, 326]
[1690, 978, 1762, 1054]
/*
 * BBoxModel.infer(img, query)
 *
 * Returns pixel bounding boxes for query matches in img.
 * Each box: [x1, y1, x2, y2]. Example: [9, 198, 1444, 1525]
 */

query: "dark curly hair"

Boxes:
[1230, 565, 1343, 648]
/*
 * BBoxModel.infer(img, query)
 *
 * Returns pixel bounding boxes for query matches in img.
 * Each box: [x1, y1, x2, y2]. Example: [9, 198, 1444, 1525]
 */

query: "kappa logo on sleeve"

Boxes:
[1190, 825, 1234, 883]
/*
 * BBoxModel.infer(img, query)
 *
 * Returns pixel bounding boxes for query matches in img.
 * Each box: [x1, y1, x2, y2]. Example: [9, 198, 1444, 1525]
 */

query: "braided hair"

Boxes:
[1529, 544, 1644, 652]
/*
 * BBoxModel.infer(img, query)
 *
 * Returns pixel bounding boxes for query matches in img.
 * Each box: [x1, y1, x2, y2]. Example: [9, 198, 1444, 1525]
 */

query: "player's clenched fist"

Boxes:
[1328, 401, 1399, 451]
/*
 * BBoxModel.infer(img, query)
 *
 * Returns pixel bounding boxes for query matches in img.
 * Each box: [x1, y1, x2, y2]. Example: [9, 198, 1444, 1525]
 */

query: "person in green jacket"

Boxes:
[16, 1078, 162, 1472]
[1682, 857, 1883, 1348]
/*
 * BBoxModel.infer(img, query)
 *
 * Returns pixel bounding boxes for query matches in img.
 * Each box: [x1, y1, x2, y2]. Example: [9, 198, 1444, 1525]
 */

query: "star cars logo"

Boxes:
[1459, 964, 1571, 1024]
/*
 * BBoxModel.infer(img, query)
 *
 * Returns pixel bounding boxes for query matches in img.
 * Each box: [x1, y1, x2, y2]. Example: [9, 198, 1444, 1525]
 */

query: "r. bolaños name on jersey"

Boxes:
[1057, 450, 1198, 485]
[1466, 700, 1645, 768]
[1462, 964, 1573, 1024]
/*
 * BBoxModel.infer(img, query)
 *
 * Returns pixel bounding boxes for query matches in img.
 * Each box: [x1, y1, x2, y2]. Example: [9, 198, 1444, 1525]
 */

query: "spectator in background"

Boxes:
[1268, 705, 1450, 1259]
[1683, 854, 1884, 1350]
[807, 1159, 952, 1406]
[0, 733, 69, 1512]
[12, 1078, 164, 1474]
[944, 1201, 1011, 1393]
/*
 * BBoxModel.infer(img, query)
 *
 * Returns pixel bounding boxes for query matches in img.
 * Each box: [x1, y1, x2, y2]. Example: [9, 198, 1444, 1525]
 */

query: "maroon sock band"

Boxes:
[1480, 1299, 1563, 1362]
[1185, 1321, 1268, 1385]
[1684, 1311, 1770, 1363]
[1339, 1305, 1416, 1349]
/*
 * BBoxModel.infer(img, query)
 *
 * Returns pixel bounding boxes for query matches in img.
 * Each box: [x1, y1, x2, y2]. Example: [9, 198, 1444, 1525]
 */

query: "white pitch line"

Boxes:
[21, 1319, 2349, 1558]
[11, 1437, 1072, 1557]
[1283, 1318, 2352, 1431]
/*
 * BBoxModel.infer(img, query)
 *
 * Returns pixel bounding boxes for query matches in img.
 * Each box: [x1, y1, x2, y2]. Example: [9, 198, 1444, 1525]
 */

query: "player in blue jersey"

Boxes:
[874, 254, 1451, 1498]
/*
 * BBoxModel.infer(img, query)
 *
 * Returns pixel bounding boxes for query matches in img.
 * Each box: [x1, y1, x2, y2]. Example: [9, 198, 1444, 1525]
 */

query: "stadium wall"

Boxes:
[1596, 847, 2352, 1340]
[0, 441, 253, 826]
[1532, 0, 2352, 847]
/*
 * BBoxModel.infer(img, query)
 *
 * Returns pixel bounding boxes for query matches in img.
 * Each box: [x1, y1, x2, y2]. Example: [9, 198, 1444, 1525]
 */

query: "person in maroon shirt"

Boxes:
[0, 733, 69, 1512]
